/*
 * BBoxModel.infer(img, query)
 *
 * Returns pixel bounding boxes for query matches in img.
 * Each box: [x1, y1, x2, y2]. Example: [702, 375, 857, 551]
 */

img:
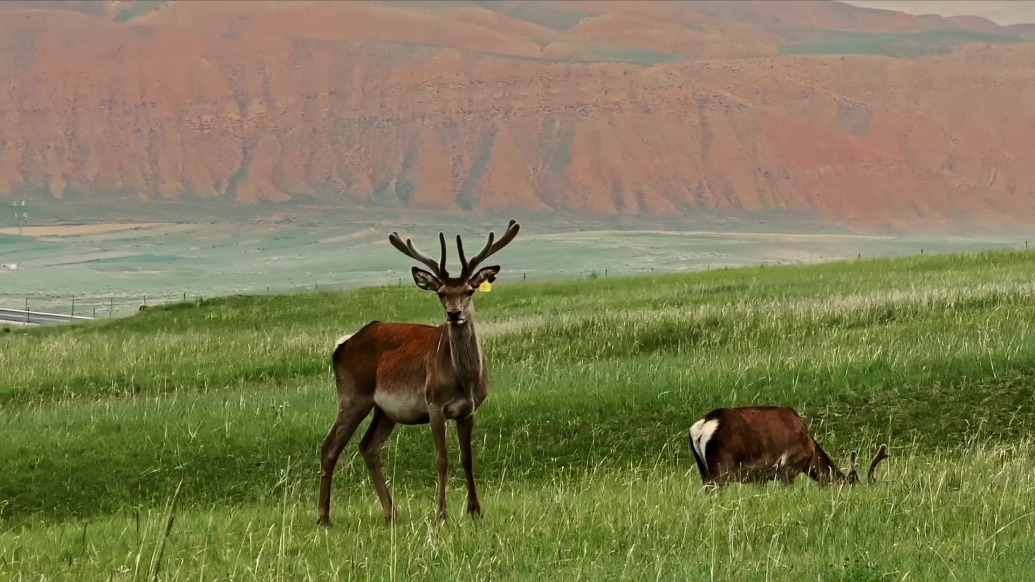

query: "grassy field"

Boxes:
[2, 249, 1035, 579]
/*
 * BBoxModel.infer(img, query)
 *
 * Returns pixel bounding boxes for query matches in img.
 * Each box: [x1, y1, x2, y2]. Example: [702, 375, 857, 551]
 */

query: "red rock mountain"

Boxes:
[1, 0, 1033, 231]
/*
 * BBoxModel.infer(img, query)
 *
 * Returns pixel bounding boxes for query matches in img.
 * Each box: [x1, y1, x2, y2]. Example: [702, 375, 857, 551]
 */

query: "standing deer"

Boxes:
[689, 406, 889, 487]
[317, 220, 520, 526]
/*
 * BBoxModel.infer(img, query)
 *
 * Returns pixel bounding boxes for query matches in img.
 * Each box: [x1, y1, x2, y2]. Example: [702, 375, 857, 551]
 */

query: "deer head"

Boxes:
[388, 220, 520, 325]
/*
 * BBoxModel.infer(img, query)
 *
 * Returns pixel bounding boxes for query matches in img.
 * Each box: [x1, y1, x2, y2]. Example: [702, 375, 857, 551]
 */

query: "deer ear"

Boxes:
[470, 265, 500, 287]
[411, 266, 441, 291]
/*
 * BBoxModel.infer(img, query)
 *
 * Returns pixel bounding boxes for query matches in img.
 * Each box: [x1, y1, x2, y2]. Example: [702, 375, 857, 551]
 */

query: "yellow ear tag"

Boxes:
[479, 280, 492, 292]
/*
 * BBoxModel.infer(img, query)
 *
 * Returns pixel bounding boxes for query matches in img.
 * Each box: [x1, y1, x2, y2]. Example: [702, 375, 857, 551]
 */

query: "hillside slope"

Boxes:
[0, 1, 1033, 231]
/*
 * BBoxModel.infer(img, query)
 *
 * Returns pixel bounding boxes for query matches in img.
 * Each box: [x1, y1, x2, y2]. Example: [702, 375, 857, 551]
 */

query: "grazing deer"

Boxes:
[317, 220, 520, 526]
[688, 406, 889, 487]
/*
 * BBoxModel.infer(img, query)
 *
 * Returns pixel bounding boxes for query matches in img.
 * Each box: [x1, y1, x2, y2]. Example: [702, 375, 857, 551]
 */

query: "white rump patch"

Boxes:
[689, 418, 720, 463]
[334, 334, 353, 349]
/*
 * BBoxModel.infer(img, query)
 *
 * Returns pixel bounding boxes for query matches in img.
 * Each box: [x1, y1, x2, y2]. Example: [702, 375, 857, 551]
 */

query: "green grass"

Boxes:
[569, 42, 682, 64]
[783, 29, 1022, 58]
[480, 1, 597, 32]
[5, 451, 1035, 580]
[2, 249, 1035, 579]
[111, 0, 171, 23]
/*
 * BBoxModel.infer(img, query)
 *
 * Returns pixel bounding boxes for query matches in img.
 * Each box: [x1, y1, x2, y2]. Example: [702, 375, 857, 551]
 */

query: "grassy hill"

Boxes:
[2, 249, 1035, 579]
[783, 28, 1023, 58]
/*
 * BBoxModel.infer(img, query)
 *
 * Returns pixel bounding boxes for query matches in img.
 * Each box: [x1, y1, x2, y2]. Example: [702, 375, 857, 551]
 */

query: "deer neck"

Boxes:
[810, 443, 848, 483]
[444, 316, 484, 386]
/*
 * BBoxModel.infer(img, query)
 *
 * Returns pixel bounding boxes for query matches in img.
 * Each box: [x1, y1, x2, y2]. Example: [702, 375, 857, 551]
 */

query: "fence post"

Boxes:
[921, 249, 924, 255]
[605, 268, 608, 278]
[523, 273, 526, 280]
[93, 306, 97, 318]
[24, 297, 28, 323]
[110, 297, 114, 317]
[71, 297, 75, 316]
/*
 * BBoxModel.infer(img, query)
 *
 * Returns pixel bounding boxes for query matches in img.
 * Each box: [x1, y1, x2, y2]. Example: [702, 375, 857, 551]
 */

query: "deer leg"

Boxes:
[429, 407, 449, 524]
[317, 403, 372, 526]
[690, 449, 710, 486]
[359, 407, 398, 523]
[709, 462, 733, 488]
[456, 415, 481, 517]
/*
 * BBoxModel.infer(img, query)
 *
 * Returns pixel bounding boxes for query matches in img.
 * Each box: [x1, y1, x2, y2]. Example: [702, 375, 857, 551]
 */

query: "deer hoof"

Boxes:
[316, 516, 333, 528]
[467, 502, 482, 517]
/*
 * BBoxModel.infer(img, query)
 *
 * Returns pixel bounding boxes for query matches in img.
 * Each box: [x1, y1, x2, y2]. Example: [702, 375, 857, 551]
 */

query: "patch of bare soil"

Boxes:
[0, 223, 171, 238]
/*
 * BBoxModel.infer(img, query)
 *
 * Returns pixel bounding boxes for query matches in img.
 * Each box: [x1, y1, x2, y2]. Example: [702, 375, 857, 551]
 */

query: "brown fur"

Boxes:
[317, 221, 519, 526]
[689, 406, 888, 487]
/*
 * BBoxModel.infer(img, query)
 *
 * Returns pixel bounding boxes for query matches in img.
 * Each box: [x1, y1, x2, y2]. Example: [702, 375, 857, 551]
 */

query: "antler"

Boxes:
[457, 220, 520, 278]
[867, 443, 890, 484]
[846, 451, 860, 484]
[388, 230, 448, 277]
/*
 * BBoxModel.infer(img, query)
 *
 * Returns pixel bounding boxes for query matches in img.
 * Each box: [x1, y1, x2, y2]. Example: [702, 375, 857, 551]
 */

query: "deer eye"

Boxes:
[436, 291, 445, 299]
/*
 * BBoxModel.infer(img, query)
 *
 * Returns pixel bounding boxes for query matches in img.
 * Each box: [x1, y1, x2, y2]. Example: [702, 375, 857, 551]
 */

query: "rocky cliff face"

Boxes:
[0, 1, 1033, 231]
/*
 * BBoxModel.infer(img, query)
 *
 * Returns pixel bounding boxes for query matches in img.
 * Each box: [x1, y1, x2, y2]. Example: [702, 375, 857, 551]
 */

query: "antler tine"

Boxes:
[456, 233, 473, 276]
[464, 220, 520, 276]
[867, 443, 890, 484]
[437, 232, 447, 276]
[388, 231, 442, 276]
[459, 231, 492, 277]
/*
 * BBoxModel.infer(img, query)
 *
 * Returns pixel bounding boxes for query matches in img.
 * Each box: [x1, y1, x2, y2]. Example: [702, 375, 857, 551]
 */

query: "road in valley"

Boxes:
[0, 308, 93, 325]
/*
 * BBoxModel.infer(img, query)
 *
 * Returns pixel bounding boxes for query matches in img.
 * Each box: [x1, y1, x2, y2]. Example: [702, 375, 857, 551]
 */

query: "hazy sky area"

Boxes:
[843, 1, 1035, 25]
